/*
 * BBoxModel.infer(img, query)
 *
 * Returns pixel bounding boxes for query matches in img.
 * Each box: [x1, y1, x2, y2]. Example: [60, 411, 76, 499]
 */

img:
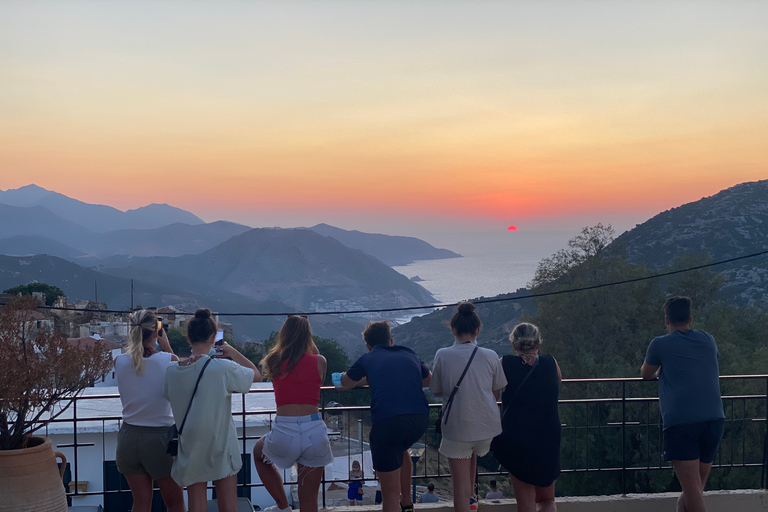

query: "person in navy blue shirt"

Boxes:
[336, 321, 431, 512]
[641, 296, 724, 512]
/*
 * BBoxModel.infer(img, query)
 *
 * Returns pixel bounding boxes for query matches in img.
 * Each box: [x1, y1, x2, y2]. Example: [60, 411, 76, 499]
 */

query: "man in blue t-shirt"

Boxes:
[641, 296, 724, 512]
[334, 321, 431, 512]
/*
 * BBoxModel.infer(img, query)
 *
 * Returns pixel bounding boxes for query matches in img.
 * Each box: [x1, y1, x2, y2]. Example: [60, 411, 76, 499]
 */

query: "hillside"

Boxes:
[88, 221, 251, 257]
[0, 253, 293, 344]
[99, 228, 435, 310]
[0, 235, 87, 260]
[393, 290, 534, 363]
[0, 204, 94, 246]
[614, 179, 768, 304]
[309, 223, 461, 266]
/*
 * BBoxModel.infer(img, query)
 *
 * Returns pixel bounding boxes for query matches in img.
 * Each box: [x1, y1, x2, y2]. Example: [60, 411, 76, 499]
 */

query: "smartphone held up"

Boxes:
[214, 330, 224, 353]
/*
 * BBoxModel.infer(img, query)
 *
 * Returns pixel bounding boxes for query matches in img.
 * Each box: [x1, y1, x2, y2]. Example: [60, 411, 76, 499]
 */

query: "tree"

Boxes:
[527, 225, 767, 495]
[3, 283, 65, 307]
[0, 296, 112, 450]
[527, 224, 664, 378]
[229, 341, 263, 368]
[166, 327, 190, 357]
[530, 224, 615, 289]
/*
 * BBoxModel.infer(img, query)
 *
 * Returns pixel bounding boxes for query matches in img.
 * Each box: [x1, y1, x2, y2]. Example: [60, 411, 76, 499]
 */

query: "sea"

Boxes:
[392, 230, 575, 316]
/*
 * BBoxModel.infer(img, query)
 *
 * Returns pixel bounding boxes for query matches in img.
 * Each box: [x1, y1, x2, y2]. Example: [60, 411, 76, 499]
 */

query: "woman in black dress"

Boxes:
[492, 323, 561, 512]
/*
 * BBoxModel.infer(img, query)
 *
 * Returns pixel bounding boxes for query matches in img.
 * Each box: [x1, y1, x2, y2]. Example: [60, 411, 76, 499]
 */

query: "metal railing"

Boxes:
[45, 375, 768, 510]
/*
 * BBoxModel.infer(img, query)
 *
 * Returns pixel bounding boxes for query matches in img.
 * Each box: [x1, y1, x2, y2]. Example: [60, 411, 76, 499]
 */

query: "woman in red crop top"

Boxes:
[254, 316, 334, 512]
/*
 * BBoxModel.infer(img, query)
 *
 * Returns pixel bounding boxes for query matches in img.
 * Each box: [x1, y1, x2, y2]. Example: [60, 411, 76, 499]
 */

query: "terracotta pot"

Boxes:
[0, 436, 68, 512]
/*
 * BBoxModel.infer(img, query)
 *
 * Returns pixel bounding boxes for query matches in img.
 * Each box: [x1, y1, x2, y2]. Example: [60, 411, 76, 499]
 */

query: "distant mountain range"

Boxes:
[0, 184, 460, 349]
[0, 184, 204, 231]
[0, 184, 460, 264]
[309, 223, 460, 266]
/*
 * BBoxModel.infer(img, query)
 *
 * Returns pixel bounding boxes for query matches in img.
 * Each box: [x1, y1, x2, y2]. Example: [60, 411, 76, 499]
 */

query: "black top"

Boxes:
[492, 354, 561, 487]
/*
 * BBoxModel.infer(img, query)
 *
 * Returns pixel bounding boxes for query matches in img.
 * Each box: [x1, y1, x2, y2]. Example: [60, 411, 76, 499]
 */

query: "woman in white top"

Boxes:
[115, 309, 185, 512]
[164, 308, 261, 512]
[429, 302, 507, 512]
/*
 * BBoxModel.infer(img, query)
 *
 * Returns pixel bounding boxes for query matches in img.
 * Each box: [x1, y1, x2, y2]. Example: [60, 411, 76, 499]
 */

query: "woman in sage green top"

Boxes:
[164, 308, 260, 512]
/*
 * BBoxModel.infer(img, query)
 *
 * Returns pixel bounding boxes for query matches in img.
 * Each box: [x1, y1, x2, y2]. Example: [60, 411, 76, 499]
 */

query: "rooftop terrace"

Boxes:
[44, 375, 768, 511]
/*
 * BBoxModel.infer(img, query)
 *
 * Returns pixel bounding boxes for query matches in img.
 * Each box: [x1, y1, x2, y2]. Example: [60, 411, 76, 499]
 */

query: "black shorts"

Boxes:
[369, 413, 429, 472]
[663, 418, 724, 463]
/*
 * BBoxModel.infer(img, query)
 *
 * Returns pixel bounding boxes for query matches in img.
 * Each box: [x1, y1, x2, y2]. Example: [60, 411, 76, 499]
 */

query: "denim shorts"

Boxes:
[262, 414, 334, 469]
[369, 413, 430, 472]
[663, 418, 725, 463]
[116, 423, 175, 480]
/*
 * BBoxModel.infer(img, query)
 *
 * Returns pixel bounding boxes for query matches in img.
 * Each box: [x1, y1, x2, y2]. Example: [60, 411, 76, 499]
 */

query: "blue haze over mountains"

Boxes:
[1, 181, 766, 355]
[0, 184, 458, 352]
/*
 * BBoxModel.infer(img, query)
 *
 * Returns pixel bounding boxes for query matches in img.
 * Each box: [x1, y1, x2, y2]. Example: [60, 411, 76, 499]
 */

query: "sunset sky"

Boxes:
[1, 1, 767, 236]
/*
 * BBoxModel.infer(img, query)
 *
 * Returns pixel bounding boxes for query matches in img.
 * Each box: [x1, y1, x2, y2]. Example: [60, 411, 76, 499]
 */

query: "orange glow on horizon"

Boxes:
[1, 3, 766, 229]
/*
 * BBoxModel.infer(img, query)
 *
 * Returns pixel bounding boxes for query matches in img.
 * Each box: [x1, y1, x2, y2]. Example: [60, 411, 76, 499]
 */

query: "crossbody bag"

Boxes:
[167, 357, 213, 456]
[436, 345, 479, 435]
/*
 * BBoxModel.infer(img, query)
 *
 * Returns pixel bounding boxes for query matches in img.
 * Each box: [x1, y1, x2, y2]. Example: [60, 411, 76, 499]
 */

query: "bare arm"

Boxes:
[641, 362, 660, 380]
[219, 342, 262, 382]
[422, 371, 432, 387]
[339, 372, 367, 390]
[498, 357, 506, 393]
[554, 357, 563, 383]
[317, 355, 327, 384]
[156, 329, 180, 362]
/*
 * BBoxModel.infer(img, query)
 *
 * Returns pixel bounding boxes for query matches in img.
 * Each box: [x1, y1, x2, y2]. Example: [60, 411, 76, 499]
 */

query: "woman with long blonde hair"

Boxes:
[114, 309, 185, 512]
[253, 315, 334, 512]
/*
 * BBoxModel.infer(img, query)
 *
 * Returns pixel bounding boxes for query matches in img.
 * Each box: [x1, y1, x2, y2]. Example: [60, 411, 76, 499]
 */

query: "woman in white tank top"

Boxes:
[115, 309, 185, 512]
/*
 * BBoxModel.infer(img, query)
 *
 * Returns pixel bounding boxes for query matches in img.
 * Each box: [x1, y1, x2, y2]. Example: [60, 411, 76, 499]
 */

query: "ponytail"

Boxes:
[128, 310, 158, 376]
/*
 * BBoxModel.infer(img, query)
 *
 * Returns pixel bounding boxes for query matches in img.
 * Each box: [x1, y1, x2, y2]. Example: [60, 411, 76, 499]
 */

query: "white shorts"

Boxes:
[262, 414, 334, 469]
[439, 437, 493, 459]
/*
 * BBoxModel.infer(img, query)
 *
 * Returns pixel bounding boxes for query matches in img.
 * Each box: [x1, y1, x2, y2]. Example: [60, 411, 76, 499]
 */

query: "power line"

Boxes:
[17, 248, 768, 318]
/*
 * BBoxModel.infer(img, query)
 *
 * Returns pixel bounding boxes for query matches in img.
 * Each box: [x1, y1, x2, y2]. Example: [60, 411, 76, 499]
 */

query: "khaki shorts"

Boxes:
[439, 437, 493, 459]
[116, 423, 175, 480]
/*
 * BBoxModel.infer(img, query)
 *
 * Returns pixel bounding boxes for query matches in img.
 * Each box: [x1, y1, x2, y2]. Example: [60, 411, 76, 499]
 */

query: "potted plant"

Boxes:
[0, 295, 113, 511]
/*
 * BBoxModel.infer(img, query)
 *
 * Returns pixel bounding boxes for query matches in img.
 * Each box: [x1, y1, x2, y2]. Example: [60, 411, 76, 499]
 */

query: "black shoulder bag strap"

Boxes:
[442, 345, 479, 426]
[500, 355, 540, 424]
[178, 357, 213, 436]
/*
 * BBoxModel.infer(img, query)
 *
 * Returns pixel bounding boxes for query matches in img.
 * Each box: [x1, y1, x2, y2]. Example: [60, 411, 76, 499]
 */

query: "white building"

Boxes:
[79, 320, 128, 340]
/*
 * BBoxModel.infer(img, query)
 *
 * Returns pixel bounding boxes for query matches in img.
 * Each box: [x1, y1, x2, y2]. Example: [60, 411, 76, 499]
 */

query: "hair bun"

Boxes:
[194, 308, 212, 319]
[457, 301, 475, 315]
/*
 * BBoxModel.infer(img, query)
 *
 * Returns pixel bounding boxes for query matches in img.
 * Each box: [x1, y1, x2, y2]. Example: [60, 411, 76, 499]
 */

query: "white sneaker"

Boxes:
[263, 505, 292, 512]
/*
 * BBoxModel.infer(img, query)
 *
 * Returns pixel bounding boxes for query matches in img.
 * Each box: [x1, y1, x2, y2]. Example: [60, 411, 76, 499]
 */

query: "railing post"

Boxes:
[73, 396, 78, 497]
[242, 392, 247, 499]
[321, 388, 326, 508]
[762, 377, 768, 489]
[621, 380, 626, 497]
